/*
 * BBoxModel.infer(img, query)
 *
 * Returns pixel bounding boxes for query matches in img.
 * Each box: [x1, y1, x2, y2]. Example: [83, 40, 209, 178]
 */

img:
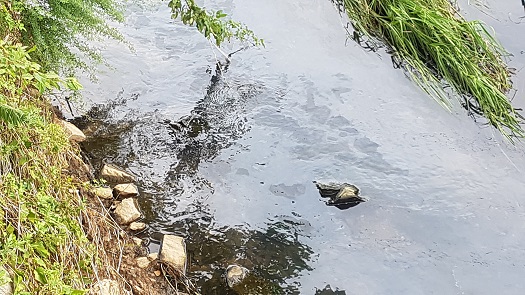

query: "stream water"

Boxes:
[73, 0, 525, 294]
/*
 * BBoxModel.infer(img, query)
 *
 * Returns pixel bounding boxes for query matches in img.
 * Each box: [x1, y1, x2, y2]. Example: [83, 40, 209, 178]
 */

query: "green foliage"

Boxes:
[168, 0, 264, 47]
[0, 39, 92, 295]
[1, 0, 124, 75]
[340, 0, 523, 139]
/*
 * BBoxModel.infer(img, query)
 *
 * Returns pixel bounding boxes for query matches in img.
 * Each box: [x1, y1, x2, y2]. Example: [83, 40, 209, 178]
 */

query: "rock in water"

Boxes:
[61, 120, 86, 142]
[100, 164, 135, 183]
[159, 235, 187, 273]
[314, 182, 367, 209]
[225, 265, 248, 288]
[113, 183, 139, 198]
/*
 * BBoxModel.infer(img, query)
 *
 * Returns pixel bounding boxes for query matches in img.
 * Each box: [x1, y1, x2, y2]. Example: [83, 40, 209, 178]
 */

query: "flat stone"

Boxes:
[100, 164, 135, 183]
[226, 264, 248, 288]
[136, 257, 150, 269]
[147, 252, 158, 261]
[129, 222, 146, 231]
[88, 279, 120, 295]
[113, 183, 139, 198]
[92, 187, 113, 200]
[61, 120, 86, 142]
[113, 198, 141, 225]
[158, 235, 186, 273]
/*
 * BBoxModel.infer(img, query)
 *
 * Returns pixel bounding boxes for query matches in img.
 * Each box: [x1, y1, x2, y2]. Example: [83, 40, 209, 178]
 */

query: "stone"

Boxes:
[129, 222, 146, 231]
[89, 279, 120, 295]
[61, 120, 86, 142]
[92, 187, 113, 200]
[158, 235, 186, 273]
[113, 198, 141, 225]
[314, 182, 367, 209]
[153, 270, 161, 277]
[147, 252, 158, 261]
[225, 264, 248, 288]
[100, 164, 135, 183]
[132, 237, 143, 246]
[136, 257, 150, 269]
[113, 183, 139, 198]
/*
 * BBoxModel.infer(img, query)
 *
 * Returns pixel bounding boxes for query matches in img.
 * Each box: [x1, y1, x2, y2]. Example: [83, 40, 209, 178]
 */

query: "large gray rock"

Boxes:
[91, 187, 113, 200]
[113, 198, 141, 225]
[61, 120, 86, 142]
[158, 235, 186, 273]
[100, 164, 135, 183]
[89, 279, 120, 295]
[226, 264, 248, 288]
[113, 183, 139, 198]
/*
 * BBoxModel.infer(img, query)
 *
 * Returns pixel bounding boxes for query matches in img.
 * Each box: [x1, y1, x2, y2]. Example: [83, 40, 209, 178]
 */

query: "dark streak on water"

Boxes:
[75, 0, 525, 294]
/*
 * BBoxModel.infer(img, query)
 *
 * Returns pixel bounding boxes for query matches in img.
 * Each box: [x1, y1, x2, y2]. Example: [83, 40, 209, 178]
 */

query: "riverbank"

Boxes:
[0, 40, 189, 295]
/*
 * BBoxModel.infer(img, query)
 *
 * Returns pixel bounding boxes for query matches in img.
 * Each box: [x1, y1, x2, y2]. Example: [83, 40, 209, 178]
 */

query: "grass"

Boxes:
[340, 0, 523, 139]
[0, 39, 136, 294]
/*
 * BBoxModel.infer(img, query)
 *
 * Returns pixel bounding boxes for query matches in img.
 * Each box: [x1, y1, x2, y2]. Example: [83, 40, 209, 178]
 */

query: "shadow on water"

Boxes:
[163, 60, 261, 180]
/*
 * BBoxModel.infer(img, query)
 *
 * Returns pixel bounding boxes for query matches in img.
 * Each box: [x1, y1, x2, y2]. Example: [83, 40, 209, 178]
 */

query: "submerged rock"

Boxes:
[113, 183, 139, 198]
[100, 164, 135, 183]
[225, 264, 248, 288]
[113, 198, 141, 225]
[159, 235, 186, 273]
[315, 182, 367, 209]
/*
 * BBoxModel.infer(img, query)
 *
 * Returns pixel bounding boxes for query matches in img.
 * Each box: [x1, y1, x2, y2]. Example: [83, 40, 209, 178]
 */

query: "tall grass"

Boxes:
[341, 0, 522, 139]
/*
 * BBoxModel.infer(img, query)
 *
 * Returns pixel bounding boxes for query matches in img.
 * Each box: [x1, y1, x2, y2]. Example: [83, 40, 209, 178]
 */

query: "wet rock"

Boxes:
[315, 182, 367, 209]
[61, 120, 86, 142]
[225, 264, 248, 288]
[129, 222, 146, 231]
[159, 235, 186, 273]
[92, 187, 113, 200]
[100, 164, 135, 183]
[89, 279, 120, 295]
[113, 198, 141, 225]
[136, 257, 150, 269]
[113, 183, 139, 198]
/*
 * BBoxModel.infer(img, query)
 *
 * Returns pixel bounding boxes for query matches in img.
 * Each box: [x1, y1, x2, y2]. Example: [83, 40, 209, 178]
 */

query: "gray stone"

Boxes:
[113, 183, 139, 198]
[226, 264, 248, 288]
[129, 222, 146, 231]
[100, 164, 135, 183]
[158, 235, 186, 273]
[89, 279, 120, 295]
[136, 257, 150, 269]
[92, 187, 113, 200]
[113, 198, 141, 225]
[61, 120, 86, 142]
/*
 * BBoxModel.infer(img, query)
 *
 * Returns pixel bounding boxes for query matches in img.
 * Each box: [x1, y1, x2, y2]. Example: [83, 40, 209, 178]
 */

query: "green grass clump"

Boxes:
[341, 0, 522, 139]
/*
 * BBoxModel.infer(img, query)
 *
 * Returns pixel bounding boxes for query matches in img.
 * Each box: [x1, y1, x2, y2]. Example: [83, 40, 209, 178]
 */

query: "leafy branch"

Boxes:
[168, 0, 264, 47]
